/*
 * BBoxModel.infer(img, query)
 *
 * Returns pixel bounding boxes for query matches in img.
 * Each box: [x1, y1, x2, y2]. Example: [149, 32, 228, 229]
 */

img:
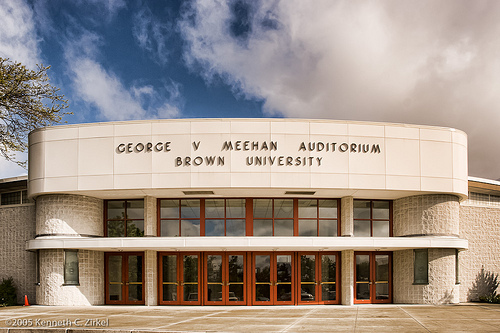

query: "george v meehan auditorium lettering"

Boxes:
[1, 118, 499, 306]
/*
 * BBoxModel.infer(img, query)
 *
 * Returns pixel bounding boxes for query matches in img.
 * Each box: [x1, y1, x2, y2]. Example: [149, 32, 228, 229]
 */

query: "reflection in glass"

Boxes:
[161, 220, 179, 237]
[298, 200, 317, 218]
[321, 255, 336, 301]
[228, 255, 244, 301]
[205, 220, 225, 236]
[107, 220, 124, 237]
[319, 220, 337, 236]
[274, 199, 293, 218]
[354, 220, 371, 237]
[253, 219, 272, 236]
[226, 219, 245, 236]
[64, 250, 79, 285]
[255, 255, 271, 302]
[373, 221, 390, 237]
[373, 201, 390, 219]
[160, 200, 179, 218]
[300, 255, 316, 301]
[226, 199, 245, 218]
[128, 255, 142, 301]
[181, 200, 200, 218]
[299, 220, 317, 236]
[181, 220, 200, 236]
[375, 254, 389, 300]
[356, 255, 370, 300]
[107, 201, 125, 220]
[253, 199, 272, 218]
[353, 200, 371, 219]
[276, 255, 292, 302]
[274, 219, 293, 236]
[207, 255, 223, 302]
[319, 200, 337, 218]
[183, 255, 198, 301]
[126, 220, 144, 237]
[205, 199, 224, 218]
[127, 201, 144, 219]
[162, 255, 177, 301]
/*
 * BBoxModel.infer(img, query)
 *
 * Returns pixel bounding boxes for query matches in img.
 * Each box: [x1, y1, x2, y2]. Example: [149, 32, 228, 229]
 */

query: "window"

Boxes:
[105, 200, 144, 237]
[205, 199, 246, 236]
[253, 199, 293, 236]
[64, 250, 79, 285]
[159, 199, 201, 236]
[298, 199, 339, 236]
[0, 190, 28, 206]
[413, 249, 428, 284]
[455, 249, 460, 284]
[353, 200, 391, 237]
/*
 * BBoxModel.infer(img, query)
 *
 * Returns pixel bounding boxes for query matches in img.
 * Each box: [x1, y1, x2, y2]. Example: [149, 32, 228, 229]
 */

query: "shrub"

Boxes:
[479, 293, 500, 304]
[0, 277, 17, 306]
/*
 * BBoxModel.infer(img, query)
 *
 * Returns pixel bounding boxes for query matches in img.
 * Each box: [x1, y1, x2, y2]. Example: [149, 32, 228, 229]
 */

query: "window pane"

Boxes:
[205, 199, 224, 218]
[107, 201, 125, 220]
[373, 220, 389, 237]
[353, 200, 370, 219]
[107, 220, 124, 237]
[181, 220, 200, 236]
[1, 191, 21, 205]
[22, 190, 28, 204]
[253, 199, 272, 218]
[353, 220, 371, 237]
[299, 220, 317, 236]
[161, 220, 179, 237]
[274, 199, 293, 218]
[274, 219, 293, 236]
[373, 201, 390, 219]
[64, 250, 79, 285]
[226, 219, 246, 236]
[226, 199, 245, 218]
[205, 219, 225, 236]
[414, 249, 428, 284]
[319, 200, 337, 218]
[127, 200, 144, 219]
[298, 200, 317, 218]
[160, 200, 179, 218]
[127, 220, 144, 237]
[181, 200, 200, 218]
[319, 220, 337, 236]
[253, 219, 272, 236]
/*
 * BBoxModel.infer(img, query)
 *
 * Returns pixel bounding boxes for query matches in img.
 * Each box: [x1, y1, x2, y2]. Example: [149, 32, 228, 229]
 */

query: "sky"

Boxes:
[1, 0, 500, 180]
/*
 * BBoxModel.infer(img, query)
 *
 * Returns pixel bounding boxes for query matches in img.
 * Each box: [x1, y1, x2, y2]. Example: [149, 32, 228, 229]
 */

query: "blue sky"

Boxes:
[2, 0, 500, 180]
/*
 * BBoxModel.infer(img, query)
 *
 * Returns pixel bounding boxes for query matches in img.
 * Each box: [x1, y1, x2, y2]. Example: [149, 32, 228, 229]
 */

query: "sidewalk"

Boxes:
[1, 303, 499, 333]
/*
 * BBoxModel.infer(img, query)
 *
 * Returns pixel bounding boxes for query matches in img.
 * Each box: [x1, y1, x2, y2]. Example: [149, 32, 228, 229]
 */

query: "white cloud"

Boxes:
[179, 0, 500, 180]
[0, 0, 40, 68]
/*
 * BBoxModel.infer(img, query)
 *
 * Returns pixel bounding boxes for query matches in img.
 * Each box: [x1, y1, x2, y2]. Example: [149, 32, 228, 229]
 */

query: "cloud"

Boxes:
[179, 0, 500, 179]
[0, 0, 40, 68]
[64, 31, 182, 121]
[132, 4, 171, 65]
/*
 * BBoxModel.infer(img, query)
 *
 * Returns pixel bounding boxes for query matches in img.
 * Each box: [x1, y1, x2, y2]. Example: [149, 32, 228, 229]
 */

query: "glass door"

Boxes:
[105, 252, 144, 305]
[252, 253, 295, 305]
[159, 252, 201, 305]
[354, 252, 392, 304]
[204, 253, 246, 305]
[297, 252, 339, 305]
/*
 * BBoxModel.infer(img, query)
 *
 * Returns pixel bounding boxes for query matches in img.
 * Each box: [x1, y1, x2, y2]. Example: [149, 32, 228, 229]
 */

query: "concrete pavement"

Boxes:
[1, 303, 500, 332]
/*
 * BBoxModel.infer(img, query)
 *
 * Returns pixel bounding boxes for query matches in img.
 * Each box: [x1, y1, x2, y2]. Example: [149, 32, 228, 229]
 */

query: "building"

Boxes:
[1, 118, 499, 306]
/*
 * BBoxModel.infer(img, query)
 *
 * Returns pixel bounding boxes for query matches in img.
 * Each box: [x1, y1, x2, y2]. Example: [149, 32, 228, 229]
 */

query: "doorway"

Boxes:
[354, 252, 392, 304]
[105, 252, 145, 305]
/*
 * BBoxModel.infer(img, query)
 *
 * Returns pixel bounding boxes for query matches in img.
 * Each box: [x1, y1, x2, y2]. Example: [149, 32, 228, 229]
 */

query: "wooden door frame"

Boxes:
[353, 251, 392, 304]
[105, 252, 145, 305]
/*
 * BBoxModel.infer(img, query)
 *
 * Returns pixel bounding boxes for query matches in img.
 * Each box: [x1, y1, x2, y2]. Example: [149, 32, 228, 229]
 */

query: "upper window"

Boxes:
[159, 199, 201, 237]
[0, 190, 28, 206]
[298, 199, 338, 236]
[353, 200, 391, 237]
[105, 200, 144, 237]
[253, 199, 293, 236]
[205, 199, 246, 236]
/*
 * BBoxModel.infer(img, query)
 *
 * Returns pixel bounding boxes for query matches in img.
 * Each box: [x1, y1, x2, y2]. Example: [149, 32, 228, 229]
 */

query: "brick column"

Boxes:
[144, 250, 157, 305]
[341, 250, 354, 305]
[144, 196, 157, 237]
[341, 197, 353, 237]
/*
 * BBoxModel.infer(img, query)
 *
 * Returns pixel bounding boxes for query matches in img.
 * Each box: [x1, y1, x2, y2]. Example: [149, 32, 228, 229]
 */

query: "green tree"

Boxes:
[0, 57, 70, 167]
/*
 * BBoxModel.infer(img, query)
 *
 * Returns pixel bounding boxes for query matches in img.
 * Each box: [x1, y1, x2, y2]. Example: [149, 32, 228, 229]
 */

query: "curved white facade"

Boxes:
[28, 119, 468, 200]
